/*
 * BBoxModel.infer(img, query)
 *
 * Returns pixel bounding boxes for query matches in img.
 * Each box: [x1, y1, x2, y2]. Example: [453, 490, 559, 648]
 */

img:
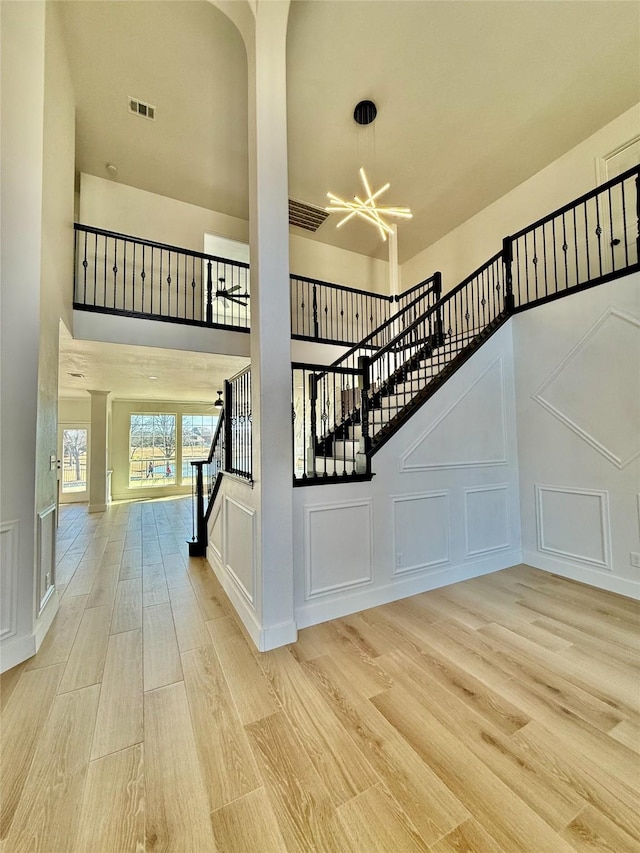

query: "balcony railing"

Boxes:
[74, 223, 436, 347]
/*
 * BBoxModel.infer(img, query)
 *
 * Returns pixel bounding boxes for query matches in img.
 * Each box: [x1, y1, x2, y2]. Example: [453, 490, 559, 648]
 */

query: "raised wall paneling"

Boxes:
[464, 484, 510, 558]
[209, 499, 223, 565]
[533, 308, 640, 469]
[223, 496, 256, 607]
[401, 355, 507, 471]
[535, 485, 612, 570]
[304, 500, 373, 599]
[392, 492, 450, 575]
[0, 520, 19, 641]
[37, 505, 56, 616]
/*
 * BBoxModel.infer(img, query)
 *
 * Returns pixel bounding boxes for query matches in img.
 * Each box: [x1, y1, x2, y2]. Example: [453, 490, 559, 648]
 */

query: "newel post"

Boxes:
[502, 236, 515, 313]
[358, 355, 372, 476]
[205, 260, 213, 324]
[223, 379, 232, 473]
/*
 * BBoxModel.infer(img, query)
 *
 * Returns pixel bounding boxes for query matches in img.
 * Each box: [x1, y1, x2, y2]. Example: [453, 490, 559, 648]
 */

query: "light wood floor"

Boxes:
[1, 498, 639, 852]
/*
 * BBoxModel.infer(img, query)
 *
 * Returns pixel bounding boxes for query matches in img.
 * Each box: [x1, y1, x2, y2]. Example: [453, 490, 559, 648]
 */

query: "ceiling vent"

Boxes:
[288, 198, 330, 232]
[128, 96, 156, 121]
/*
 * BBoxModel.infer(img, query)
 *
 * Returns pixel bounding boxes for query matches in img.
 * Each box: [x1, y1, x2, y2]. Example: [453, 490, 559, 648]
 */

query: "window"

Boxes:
[182, 414, 218, 479]
[61, 428, 88, 493]
[129, 414, 176, 487]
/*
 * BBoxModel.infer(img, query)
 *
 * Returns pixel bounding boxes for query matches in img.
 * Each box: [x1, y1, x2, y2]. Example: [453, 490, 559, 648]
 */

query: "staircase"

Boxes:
[294, 164, 639, 483]
[191, 164, 638, 548]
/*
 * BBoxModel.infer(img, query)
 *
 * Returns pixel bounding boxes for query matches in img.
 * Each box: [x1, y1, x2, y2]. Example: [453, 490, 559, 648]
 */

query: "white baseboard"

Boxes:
[522, 548, 640, 600]
[295, 548, 523, 629]
[206, 546, 298, 652]
[35, 589, 60, 651]
[0, 633, 36, 673]
[88, 503, 107, 514]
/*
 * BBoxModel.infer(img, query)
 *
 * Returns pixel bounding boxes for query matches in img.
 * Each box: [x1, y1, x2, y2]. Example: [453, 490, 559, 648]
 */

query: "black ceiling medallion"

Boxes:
[353, 100, 377, 126]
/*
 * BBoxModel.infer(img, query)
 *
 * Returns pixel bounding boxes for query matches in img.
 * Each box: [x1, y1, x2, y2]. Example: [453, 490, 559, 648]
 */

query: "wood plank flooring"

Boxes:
[1, 498, 638, 852]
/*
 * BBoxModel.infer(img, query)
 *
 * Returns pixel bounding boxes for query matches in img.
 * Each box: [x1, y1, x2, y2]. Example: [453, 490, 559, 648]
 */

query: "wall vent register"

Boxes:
[128, 97, 156, 121]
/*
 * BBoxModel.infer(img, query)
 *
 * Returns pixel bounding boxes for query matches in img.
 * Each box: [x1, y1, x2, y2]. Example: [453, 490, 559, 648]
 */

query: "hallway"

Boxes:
[1, 498, 638, 851]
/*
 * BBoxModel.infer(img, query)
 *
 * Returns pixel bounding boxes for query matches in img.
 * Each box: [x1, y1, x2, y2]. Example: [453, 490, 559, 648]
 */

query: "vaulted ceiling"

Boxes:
[60, 0, 640, 265]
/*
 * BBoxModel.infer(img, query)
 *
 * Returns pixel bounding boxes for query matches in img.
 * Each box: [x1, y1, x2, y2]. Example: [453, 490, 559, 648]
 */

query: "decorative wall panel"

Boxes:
[533, 309, 640, 469]
[401, 356, 507, 471]
[37, 505, 56, 616]
[0, 520, 18, 640]
[464, 484, 510, 558]
[224, 496, 256, 606]
[535, 485, 611, 569]
[305, 500, 373, 599]
[392, 492, 450, 575]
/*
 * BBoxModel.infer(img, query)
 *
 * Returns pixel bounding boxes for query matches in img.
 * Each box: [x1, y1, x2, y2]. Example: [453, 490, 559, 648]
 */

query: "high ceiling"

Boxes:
[60, 0, 640, 265]
[57, 0, 639, 402]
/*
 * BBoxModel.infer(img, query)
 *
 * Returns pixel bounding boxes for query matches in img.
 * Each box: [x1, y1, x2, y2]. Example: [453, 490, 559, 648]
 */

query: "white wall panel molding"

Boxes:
[37, 505, 56, 616]
[464, 484, 511, 558]
[0, 520, 19, 641]
[296, 547, 522, 628]
[523, 549, 638, 600]
[392, 491, 450, 575]
[535, 484, 612, 570]
[223, 495, 256, 607]
[304, 499, 373, 600]
[533, 308, 640, 469]
[208, 497, 224, 566]
[400, 355, 508, 471]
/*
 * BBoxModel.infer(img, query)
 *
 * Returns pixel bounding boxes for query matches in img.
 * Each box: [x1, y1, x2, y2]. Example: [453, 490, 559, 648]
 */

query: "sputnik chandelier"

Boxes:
[326, 167, 412, 242]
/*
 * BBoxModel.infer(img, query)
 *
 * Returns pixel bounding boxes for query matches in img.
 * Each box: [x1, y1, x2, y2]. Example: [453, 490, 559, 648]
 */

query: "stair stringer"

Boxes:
[293, 320, 523, 629]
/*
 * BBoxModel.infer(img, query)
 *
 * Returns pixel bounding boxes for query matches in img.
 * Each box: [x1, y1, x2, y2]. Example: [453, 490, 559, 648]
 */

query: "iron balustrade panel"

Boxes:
[290, 274, 394, 345]
[227, 367, 252, 481]
[73, 224, 251, 330]
[366, 255, 505, 442]
[328, 274, 442, 376]
[511, 166, 639, 309]
[292, 363, 364, 481]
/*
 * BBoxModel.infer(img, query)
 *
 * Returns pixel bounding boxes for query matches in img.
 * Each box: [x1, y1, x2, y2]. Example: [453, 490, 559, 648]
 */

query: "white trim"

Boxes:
[535, 484, 612, 570]
[532, 308, 640, 470]
[223, 495, 256, 608]
[391, 491, 450, 575]
[0, 520, 19, 641]
[523, 548, 638, 601]
[296, 548, 523, 629]
[37, 505, 56, 617]
[304, 498, 373, 600]
[0, 633, 36, 674]
[464, 483, 511, 558]
[400, 354, 508, 472]
[208, 496, 224, 566]
[595, 134, 640, 185]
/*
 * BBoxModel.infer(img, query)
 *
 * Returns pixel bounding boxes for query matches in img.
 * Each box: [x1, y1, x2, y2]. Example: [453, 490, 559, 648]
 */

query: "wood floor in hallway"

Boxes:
[1, 497, 639, 852]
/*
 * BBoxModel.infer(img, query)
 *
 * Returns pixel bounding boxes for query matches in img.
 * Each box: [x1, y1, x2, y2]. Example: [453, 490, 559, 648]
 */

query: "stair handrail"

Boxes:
[370, 252, 504, 366]
[328, 272, 442, 370]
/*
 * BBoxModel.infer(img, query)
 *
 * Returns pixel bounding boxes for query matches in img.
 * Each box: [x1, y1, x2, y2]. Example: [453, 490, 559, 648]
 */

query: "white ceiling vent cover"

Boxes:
[288, 198, 329, 232]
[128, 97, 156, 121]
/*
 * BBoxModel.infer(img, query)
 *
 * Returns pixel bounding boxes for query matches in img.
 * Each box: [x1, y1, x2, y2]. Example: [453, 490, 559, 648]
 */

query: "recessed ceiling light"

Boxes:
[69, 372, 84, 378]
[148, 376, 158, 381]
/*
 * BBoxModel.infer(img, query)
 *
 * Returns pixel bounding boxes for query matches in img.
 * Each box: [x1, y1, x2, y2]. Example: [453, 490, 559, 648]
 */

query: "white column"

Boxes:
[388, 224, 400, 297]
[247, 1, 296, 648]
[88, 391, 110, 513]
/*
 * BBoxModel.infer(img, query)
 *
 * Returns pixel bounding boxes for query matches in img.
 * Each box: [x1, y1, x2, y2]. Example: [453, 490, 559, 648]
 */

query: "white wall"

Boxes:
[79, 174, 390, 292]
[0, 0, 46, 671]
[292, 323, 522, 627]
[402, 105, 640, 293]
[514, 273, 640, 598]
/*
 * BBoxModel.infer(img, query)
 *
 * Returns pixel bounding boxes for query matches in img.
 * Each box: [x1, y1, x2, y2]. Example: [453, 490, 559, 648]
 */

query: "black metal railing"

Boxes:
[74, 224, 251, 330]
[290, 273, 437, 345]
[511, 165, 639, 309]
[293, 165, 639, 482]
[189, 366, 252, 555]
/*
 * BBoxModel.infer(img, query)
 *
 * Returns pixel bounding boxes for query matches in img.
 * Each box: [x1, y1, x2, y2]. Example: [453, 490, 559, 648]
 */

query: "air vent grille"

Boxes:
[288, 198, 329, 232]
[128, 97, 156, 121]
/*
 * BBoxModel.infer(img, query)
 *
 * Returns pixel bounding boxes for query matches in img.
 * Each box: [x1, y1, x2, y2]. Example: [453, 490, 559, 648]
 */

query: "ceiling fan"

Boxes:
[215, 277, 249, 306]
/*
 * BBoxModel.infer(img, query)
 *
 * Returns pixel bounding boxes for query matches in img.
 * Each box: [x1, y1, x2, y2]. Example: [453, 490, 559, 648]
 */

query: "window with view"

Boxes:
[129, 413, 176, 488]
[182, 414, 218, 480]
